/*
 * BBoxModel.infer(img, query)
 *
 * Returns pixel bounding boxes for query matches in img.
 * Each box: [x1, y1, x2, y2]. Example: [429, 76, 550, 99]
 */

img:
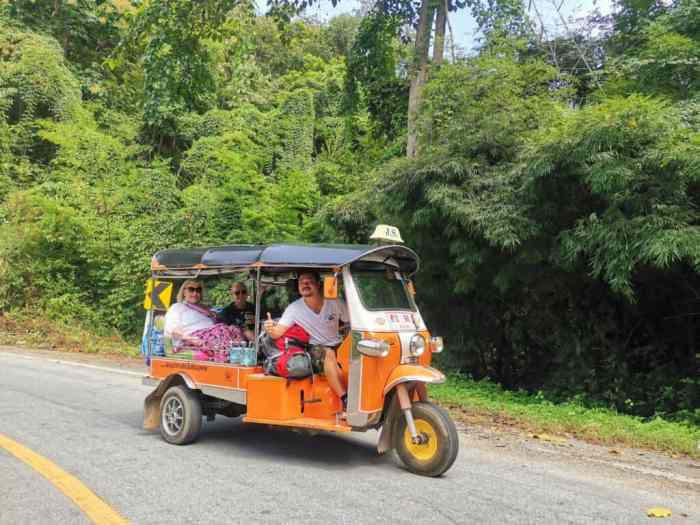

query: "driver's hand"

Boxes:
[263, 312, 275, 334]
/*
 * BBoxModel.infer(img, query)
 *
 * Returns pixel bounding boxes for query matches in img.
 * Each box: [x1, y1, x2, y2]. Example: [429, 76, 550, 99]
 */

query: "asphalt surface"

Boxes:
[0, 348, 698, 525]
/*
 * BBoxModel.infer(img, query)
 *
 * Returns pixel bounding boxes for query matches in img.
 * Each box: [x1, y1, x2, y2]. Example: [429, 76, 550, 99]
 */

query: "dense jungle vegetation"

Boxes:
[0, 0, 698, 425]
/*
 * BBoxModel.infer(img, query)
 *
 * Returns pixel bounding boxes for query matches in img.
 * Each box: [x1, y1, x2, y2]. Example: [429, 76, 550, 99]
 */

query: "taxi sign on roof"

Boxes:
[370, 224, 403, 244]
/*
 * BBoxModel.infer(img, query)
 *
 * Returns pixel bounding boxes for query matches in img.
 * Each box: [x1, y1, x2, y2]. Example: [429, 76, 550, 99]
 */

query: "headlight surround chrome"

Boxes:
[357, 339, 390, 357]
[409, 334, 426, 357]
[430, 336, 444, 353]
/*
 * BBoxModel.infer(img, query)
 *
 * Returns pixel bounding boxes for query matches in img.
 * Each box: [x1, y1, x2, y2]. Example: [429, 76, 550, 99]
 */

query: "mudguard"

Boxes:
[382, 365, 445, 395]
[376, 365, 446, 454]
[142, 373, 196, 430]
[377, 392, 401, 454]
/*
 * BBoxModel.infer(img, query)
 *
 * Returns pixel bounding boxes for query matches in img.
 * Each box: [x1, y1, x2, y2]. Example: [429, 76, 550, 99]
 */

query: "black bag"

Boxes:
[259, 333, 280, 359]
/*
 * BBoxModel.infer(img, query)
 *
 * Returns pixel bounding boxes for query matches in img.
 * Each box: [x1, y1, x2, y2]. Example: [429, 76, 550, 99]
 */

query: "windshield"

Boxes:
[353, 270, 415, 311]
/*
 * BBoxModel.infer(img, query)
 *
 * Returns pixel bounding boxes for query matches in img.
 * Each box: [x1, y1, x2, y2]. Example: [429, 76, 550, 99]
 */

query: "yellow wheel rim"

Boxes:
[403, 418, 439, 462]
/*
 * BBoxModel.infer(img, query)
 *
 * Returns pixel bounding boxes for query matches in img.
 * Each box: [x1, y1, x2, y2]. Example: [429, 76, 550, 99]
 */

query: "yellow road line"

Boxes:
[0, 433, 131, 525]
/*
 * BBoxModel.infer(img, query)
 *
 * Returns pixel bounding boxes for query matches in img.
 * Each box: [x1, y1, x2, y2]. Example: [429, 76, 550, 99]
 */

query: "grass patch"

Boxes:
[430, 375, 700, 459]
[0, 311, 138, 357]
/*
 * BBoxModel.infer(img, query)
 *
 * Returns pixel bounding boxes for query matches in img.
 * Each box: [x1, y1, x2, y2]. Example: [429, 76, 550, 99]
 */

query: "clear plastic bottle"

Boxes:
[229, 344, 242, 365]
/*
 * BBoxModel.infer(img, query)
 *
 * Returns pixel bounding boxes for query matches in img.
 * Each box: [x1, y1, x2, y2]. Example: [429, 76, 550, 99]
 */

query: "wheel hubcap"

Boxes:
[163, 397, 184, 436]
[404, 419, 438, 461]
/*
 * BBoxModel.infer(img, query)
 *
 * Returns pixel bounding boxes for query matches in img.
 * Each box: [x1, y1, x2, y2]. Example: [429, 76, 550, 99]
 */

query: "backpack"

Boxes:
[262, 325, 313, 379]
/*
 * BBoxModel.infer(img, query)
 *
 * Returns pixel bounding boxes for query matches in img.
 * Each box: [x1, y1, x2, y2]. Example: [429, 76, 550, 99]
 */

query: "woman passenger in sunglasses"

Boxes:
[164, 280, 243, 361]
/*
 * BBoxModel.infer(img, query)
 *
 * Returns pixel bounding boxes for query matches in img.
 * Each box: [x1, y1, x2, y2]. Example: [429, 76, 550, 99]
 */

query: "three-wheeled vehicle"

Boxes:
[141, 230, 458, 476]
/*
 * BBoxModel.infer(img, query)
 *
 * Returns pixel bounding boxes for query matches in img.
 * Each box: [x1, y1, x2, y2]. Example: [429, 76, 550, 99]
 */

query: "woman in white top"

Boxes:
[164, 280, 243, 361]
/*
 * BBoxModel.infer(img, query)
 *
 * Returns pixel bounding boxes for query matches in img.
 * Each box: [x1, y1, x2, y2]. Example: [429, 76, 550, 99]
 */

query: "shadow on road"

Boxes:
[193, 417, 393, 471]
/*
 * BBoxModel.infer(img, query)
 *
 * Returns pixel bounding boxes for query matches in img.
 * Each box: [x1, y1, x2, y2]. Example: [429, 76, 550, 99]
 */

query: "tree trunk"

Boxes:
[433, 0, 447, 65]
[406, 0, 434, 158]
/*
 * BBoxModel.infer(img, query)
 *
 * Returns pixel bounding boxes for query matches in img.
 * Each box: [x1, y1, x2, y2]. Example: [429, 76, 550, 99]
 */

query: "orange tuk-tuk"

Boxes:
[141, 230, 458, 476]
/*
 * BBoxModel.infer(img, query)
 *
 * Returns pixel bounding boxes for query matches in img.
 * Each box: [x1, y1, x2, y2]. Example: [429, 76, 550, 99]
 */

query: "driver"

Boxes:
[263, 270, 348, 410]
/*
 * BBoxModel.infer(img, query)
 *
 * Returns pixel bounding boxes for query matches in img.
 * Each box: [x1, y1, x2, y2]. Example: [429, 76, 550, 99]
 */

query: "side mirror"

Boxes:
[323, 275, 338, 299]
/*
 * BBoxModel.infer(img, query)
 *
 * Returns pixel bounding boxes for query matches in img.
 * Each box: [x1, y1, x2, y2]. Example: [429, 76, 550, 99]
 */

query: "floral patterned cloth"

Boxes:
[175, 323, 244, 362]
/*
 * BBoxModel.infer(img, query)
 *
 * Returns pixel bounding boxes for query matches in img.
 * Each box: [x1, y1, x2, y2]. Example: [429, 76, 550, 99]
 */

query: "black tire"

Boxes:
[392, 401, 459, 477]
[159, 385, 202, 445]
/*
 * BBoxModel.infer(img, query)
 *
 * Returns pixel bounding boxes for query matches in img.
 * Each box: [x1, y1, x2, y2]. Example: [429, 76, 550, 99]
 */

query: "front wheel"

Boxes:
[392, 401, 459, 477]
[159, 385, 202, 445]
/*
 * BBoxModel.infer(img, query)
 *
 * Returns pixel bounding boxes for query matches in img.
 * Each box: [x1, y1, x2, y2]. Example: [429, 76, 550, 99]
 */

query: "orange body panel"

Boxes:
[335, 335, 351, 385]
[150, 357, 262, 391]
[303, 378, 343, 418]
[359, 332, 401, 413]
[356, 331, 433, 412]
[244, 374, 342, 421]
[245, 374, 305, 420]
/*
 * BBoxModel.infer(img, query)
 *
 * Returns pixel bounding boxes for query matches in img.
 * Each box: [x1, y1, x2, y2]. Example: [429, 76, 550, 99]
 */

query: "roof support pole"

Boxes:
[253, 266, 262, 352]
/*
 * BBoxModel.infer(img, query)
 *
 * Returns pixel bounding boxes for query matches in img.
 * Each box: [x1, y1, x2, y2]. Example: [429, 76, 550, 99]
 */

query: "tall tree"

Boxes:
[270, 0, 470, 156]
[406, 0, 434, 157]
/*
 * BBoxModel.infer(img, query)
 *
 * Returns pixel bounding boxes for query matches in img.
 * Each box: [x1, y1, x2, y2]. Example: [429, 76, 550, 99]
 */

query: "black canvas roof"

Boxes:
[152, 243, 419, 276]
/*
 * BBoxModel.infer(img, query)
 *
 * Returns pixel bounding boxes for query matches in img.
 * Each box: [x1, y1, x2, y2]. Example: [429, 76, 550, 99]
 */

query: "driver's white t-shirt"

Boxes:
[279, 298, 348, 346]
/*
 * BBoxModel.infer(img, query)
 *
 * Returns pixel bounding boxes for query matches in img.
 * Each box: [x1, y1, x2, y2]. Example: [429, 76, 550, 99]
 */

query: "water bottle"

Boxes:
[151, 316, 166, 357]
[250, 344, 259, 366]
[229, 344, 242, 365]
[242, 343, 256, 367]
[151, 328, 165, 357]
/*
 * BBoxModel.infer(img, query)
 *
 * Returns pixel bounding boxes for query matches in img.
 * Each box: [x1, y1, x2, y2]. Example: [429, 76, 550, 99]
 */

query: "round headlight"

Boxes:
[409, 334, 425, 357]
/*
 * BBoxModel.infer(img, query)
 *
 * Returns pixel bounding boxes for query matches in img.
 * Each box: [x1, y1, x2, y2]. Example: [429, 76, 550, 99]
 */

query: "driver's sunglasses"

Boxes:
[186, 287, 202, 293]
[233, 290, 247, 296]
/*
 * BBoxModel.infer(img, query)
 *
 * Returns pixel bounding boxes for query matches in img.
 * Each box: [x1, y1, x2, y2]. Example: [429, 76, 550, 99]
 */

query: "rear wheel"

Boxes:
[392, 401, 459, 477]
[160, 385, 202, 445]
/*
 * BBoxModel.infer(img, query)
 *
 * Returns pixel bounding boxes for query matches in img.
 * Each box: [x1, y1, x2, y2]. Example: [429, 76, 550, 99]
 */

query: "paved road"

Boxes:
[1, 350, 698, 525]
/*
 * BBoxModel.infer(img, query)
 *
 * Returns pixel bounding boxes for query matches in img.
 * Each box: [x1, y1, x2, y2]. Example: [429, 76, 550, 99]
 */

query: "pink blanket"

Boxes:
[177, 323, 244, 362]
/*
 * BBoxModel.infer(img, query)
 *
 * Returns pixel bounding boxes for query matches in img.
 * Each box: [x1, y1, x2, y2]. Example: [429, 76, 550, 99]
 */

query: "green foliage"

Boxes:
[0, 190, 95, 315]
[179, 132, 278, 243]
[120, 0, 240, 139]
[323, 14, 360, 57]
[420, 43, 571, 162]
[5, 0, 123, 73]
[274, 170, 321, 239]
[0, 22, 81, 169]
[531, 96, 700, 298]
[605, 0, 700, 100]
[275, 89, 315, 172]
[467, 0, 530, 41]
[0, 117, 14, 200]
[345, 13, 409, 140]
